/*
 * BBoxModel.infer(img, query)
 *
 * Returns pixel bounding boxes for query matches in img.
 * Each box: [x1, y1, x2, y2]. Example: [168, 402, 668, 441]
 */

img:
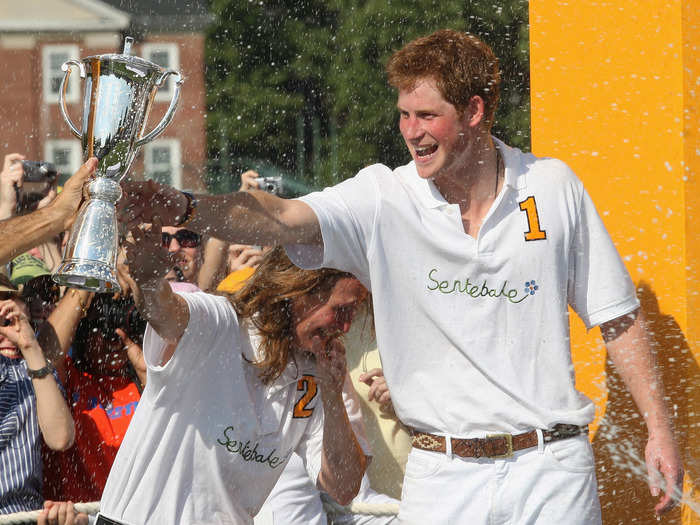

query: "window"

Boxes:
[141, 43, 179, 102]
[44, 140, 82, 186]
[43, 44, 80, 104]
[144, 139, 182, 188]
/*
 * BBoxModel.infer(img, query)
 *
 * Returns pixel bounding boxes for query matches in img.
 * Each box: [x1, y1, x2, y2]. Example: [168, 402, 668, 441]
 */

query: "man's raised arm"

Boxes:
[120, 180, 322, 247]
[124, 219, 189, 349]
[0, 158, 97, 265]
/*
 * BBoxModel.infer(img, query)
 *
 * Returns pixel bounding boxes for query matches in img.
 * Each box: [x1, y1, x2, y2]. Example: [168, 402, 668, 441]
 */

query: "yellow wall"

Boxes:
[530, 1, 699, 523]
[681, 2, 700, 523]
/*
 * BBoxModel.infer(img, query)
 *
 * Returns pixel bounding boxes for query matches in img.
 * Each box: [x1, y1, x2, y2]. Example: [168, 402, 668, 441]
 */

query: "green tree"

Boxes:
[464, 0, 531, 151]
[205, 0, 530, 193]
[206, 0, 339, 192]
[325, 0, 467, 182]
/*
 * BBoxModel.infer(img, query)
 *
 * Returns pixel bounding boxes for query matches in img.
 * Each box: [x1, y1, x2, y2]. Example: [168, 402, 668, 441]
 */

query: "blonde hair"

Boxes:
[228, 247, 357, 384]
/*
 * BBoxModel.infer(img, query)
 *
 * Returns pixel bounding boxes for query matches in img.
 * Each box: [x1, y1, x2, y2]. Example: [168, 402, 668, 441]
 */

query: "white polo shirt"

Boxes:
[287, 138, 638, 438]
[100, 292, 324, 524]
[254, 373, 374, 525]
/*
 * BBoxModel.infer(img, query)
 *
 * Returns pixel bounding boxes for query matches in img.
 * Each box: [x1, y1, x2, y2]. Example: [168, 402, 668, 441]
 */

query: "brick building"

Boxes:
[0, 0, 210, 191]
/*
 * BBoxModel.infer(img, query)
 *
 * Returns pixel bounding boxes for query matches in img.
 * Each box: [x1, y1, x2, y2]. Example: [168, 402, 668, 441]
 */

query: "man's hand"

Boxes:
[119, 179, 188, 230]
[227, 244, 265, 273]
[125, 219, 172, 289]
[49, 157, 98, 230]
[359, 368, 394, 412]
[0, 153, 25, 218]
[38, 501, 88, 525]
[0, 298, 38, 352]
[314, 337, 347, 395]
[646, 432, 684, 515]
[239, 170, 260, 192]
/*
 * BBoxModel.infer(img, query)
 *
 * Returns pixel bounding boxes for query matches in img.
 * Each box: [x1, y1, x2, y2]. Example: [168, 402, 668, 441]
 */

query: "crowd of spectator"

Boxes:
[0, 153, 397, 524]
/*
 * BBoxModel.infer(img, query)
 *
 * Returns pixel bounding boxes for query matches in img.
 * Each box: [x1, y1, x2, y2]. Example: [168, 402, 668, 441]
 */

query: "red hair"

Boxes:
[387, 29, 501, 128]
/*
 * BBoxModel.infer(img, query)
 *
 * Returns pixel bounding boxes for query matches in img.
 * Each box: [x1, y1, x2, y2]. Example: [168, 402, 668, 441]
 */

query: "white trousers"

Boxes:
[398, 434, 602, 525]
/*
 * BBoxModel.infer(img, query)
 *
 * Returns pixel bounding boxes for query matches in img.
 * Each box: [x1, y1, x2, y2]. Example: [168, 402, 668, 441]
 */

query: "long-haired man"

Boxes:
[97, 230, 368, 525]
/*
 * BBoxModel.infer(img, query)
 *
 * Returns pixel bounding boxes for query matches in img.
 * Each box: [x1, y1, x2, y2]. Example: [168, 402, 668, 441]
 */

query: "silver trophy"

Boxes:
[52, 37, 183, 293]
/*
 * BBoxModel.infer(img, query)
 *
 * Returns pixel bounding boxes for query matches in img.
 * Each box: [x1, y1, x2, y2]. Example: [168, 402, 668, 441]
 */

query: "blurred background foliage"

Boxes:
[205, 0, 530, 194]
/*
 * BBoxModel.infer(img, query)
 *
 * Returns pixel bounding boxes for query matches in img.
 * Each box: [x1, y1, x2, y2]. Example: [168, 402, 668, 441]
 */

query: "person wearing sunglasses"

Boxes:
[161, 226, 203, 284]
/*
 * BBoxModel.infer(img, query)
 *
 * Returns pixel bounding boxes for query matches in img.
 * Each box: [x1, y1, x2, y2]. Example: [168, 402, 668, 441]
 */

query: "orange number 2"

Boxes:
[293, 375, 317, 418]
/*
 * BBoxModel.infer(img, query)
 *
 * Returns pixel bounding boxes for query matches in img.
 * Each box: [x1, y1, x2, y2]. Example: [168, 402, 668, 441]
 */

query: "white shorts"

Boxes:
[398, 434, 601, 525]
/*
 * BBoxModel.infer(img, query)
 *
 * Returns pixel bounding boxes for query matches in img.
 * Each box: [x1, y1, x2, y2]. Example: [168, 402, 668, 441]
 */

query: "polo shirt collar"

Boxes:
[421, 172, 449, 209]
[493, 136, 525, 191]
[408, 135, 525, 209]
[272, 353, 313, 390]
[244, 325, 315, 393]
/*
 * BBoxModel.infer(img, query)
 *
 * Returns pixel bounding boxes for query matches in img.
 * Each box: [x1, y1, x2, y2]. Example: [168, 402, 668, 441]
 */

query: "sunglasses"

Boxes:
[161, 230, 201, 248]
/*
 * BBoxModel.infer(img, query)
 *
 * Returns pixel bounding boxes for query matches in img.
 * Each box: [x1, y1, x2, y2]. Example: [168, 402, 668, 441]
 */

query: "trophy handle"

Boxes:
[135, 70, 184, 147]
[59, 60, 85, 140]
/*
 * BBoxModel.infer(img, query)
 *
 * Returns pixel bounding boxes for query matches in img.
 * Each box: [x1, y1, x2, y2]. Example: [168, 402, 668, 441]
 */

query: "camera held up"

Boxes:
[15, 160, 58, 215]
[254, 176, 283, 196]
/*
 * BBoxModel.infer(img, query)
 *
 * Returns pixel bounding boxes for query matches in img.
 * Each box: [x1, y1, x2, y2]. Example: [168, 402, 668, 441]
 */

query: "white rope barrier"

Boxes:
[1, 498, 400, 523]
[0, 502, 100, 525]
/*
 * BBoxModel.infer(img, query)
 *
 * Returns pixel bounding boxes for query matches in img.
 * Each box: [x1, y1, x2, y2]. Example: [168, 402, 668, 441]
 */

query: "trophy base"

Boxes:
[52, 259, 121, 294]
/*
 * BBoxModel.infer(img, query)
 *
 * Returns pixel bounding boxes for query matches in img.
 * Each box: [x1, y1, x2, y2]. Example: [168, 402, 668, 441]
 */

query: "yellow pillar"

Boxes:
[529, 1, 699, 523]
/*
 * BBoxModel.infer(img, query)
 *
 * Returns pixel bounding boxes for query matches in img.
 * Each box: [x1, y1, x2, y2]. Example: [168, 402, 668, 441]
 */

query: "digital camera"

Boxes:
[254, 176, 283, 195]
[21, 161, 58, 183]
[16, 161, 59, 215]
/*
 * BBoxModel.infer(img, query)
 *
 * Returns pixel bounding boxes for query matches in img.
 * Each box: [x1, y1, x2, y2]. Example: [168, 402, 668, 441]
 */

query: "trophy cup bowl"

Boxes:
[52, 37, 183, 293]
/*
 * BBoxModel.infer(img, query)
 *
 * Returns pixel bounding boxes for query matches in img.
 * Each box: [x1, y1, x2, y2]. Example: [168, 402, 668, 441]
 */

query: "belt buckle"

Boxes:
[486, 433, 514, 459]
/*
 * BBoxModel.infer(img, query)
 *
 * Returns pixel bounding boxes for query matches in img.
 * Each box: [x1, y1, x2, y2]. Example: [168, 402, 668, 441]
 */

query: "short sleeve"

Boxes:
[142, 292, 239, 384]
[569, 189, 639, 328]
[294, 399, 325, 485]
[285, 165, 388, 287]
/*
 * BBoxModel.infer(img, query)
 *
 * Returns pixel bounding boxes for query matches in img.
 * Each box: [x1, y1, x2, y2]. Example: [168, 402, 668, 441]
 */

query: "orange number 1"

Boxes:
[518, 196, 547, 241]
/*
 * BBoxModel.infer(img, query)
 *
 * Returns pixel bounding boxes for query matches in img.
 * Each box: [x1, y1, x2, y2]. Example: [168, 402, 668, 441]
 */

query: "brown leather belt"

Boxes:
[411, 424, 588, 459]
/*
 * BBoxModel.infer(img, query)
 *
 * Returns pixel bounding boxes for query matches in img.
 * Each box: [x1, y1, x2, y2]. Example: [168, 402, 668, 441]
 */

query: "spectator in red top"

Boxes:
[38, 290, 146, 503]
